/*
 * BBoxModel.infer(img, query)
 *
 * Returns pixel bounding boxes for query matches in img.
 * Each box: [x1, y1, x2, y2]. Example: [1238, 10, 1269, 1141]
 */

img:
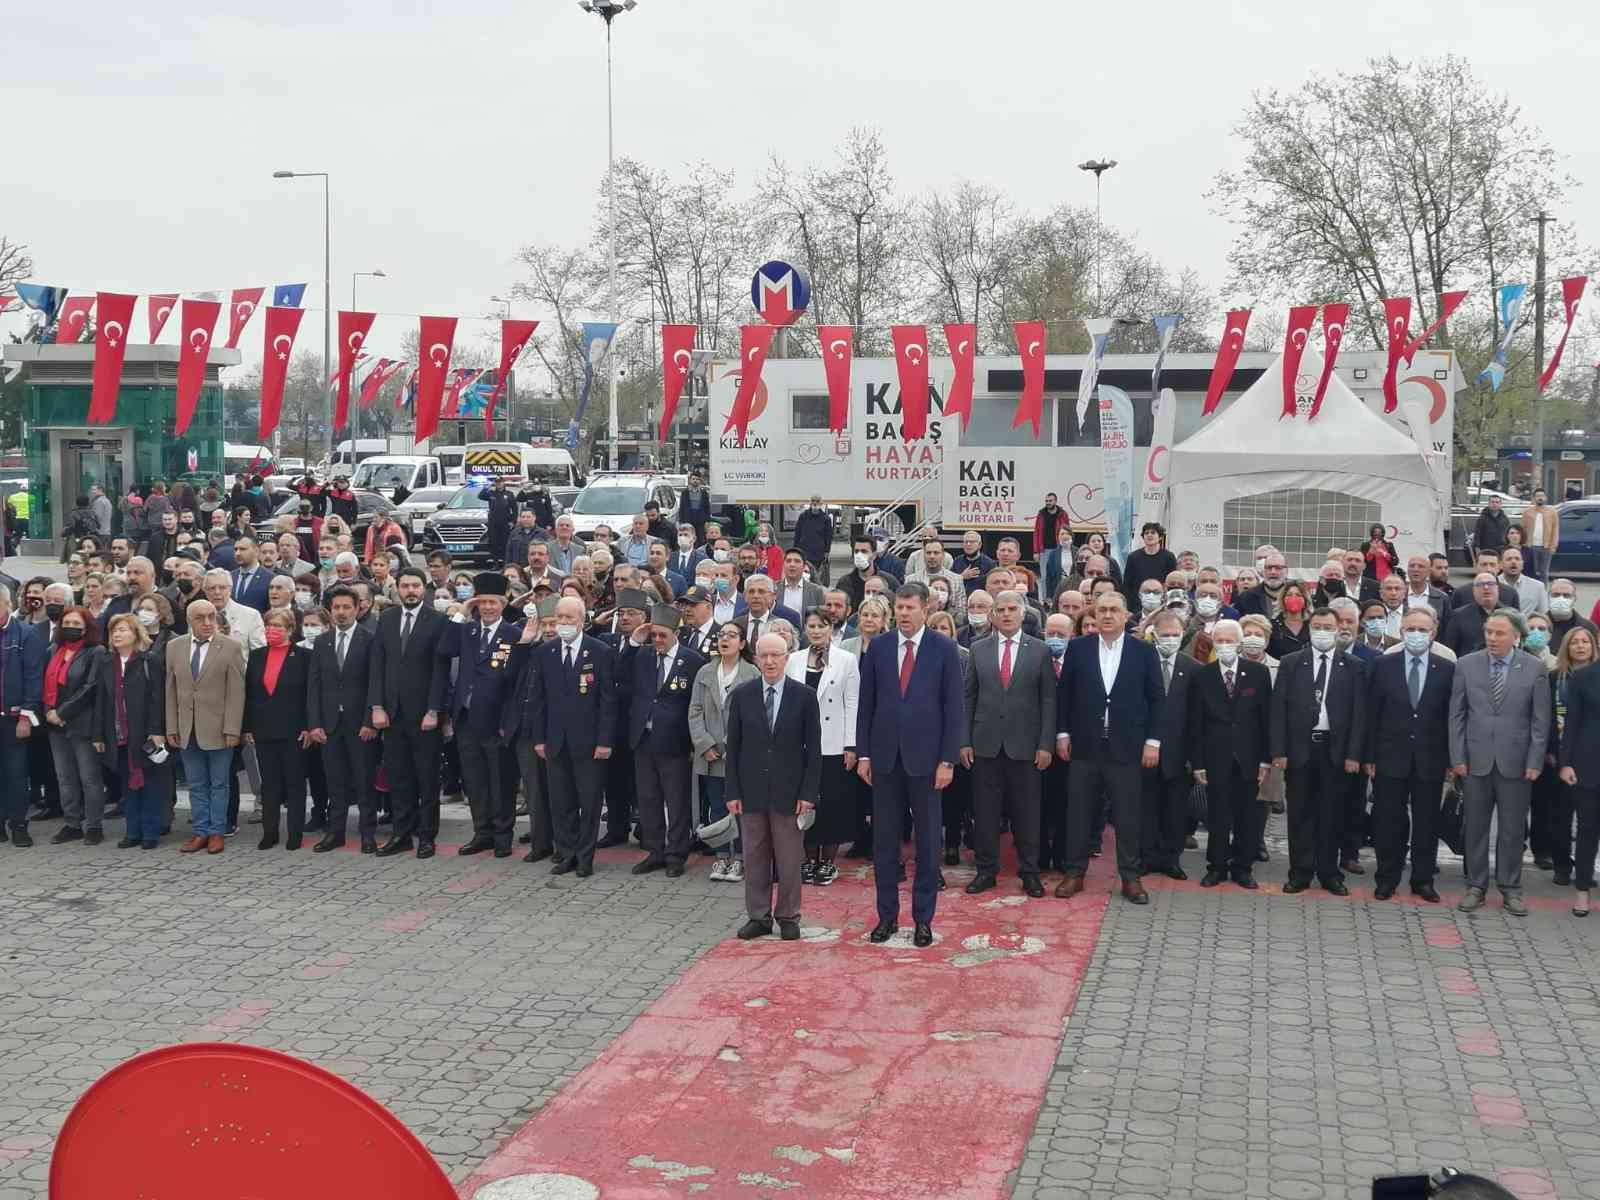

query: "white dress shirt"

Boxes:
[996, 630, 1022, 674]
[1097, 633, 1125, 697]
[782, 583, 807, 615]
[713, 598, 737, 624]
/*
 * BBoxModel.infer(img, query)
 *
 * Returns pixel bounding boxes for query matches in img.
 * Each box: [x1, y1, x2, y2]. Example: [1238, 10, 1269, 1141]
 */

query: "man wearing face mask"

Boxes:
[839, 536, 901, 610]
[1271, 606, 1365, 895]
[1546, 579, 1597, 652]
[671, 523, 705, 581]
[1135, 580, 1166, 626]
[792, 495, 835, 584]
[1038, 613, 1074, 872]
[959, 590, 994, 649]
[709, 562, 747, 624]
[1188, 619, 1272, 888]
[1143, 609, 1200, 880]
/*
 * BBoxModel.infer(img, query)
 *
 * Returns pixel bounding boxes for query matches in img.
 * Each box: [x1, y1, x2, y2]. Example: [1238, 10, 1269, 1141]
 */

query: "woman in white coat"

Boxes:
[788, 607, 861, 886]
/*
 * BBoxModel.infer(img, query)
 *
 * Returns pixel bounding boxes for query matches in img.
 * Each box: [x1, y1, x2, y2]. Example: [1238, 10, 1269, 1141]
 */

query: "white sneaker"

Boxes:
[709, 858, 728, 882]
[724, 859, 745, 882]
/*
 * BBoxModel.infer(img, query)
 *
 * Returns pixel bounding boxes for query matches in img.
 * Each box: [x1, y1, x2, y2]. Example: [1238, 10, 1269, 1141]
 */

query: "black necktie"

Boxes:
[401, 608, 415, 648]
[1313, 653, 1327, 709]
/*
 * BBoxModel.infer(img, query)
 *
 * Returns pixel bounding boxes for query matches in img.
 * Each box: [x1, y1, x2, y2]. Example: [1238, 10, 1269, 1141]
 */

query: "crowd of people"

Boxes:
[4, 479, 1597, 945]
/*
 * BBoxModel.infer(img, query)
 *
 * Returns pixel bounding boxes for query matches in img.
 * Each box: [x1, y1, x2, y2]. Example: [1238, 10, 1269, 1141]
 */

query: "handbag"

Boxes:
[1438, 779, 1465, 855]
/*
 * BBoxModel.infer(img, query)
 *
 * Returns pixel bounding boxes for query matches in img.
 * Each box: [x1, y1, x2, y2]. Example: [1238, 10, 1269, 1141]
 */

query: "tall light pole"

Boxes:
[351, 270, 386, 460]
[579, 0, 637, 469]
[1532, 212, 1554, 495]
[273, 169, 332, 461]
[1077, 159, 1117, 313]
[490, 295, 513, 440]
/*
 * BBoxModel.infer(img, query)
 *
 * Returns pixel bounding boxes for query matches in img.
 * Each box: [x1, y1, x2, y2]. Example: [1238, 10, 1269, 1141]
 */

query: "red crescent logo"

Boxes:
[1401, 374, 1448, 424]
[1146, 445, 1169, 484]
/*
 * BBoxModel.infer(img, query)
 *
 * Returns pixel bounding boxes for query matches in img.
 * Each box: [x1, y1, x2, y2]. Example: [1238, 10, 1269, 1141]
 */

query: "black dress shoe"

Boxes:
[458, 837, 493, 856]
[1165, 867, 1188, 881]
[665, 864, 685, 878]
[1200, 869, 1225, 887]
[943, 847, 959, 867]
[966, 874, 997, 895]
[375, 838, 414, 857]
[524, 847, 553, 864]
[737, 918, 773, 940]
[285, 836, 302, 851]
[575, 863, 593, 877]
[83, 828, 103, 846]
[312, 834, 344, 853]
[1231, 873, 1259, 890]
[1554, 871, 1572, 887]
[1325, 880, 1351, 897]
[416, 842, 436, 860]
[1255, 846, 1270, 863]
[1411, 882, 1440, 903]
[493, 846, 512, 858]
[51, 826, 83, 844]
[1022, 875, 1046, 898]
[1341, 858, 1365, 875]
[778, 919, 801, 941]
[1283, 879, 1308, 894]
[596, 831, 628, 849]
[10, 827, 32, 847]
[116, 836, 140, 849]
[1534, 855, 1555, 871]
[869, 921, 897, 943]
[632, 857, 667, 875]
[257, 836, 278, 851]
[913, 923, 933, 948]
[361, 838, 378, 854]
[518, 832, 532, 844]
[303, 817, 327, 833]
[1374, 886, 1395, 900]
[551, 859, 577, 875]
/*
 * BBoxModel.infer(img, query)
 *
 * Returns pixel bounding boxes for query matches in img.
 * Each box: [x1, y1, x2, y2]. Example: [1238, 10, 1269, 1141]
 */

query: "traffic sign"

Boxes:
[751, 260, 810, 327]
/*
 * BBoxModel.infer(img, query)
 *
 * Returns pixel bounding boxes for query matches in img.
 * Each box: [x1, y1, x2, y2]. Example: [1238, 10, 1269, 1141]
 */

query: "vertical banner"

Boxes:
[1381, 296, 1412, 411]
[1098, 384, 1136, 567]
[568, 321, 619, 450]
[1137, 386, 1177, 532]
[943, 322, 976, 431]
[414, 315, 458, 443]
[272, 283, 307, 308]
[1403, 289, 1469, 364]
[1538, 276, 1589, 393]
[1202, 308, 1251, 416]
[890, 325, 930, 439]
[87, 292, 137, 424]
[487, 318, 540, 435]
[147, 294, 178, 342]
[259, 306, 307, 442]
[658, 323, 697, 443]
[175, 299, 221, 435]
[335, 310, 376, 431]
[1013, 319, 1047, 437]
[723, 323, 777, 448]
[225, 287, 264, 350]
[1076, 317, 1113, 428]
[818, 325, 854, 433]
[55, 295, 95, 345]
[1281, 304, 1319, 418]
[1478, 284, 1528, 392]
[1150, 313, 1181, 399]
[1309, 302, 1350, 420]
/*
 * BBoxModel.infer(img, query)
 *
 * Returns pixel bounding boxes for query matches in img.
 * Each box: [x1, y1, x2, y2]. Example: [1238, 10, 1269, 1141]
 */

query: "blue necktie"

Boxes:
[1491, 660, 1506, 709]
[190, 639, 205, 680]
[766, 684, 778, 732]
[1408, 655, 1423, 708]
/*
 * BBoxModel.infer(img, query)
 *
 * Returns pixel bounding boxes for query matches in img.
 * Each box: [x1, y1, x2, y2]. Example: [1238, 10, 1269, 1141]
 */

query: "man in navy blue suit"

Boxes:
[856, 581, 965, 947]
[627, 604, 707, 877]
[1056, 590, 1165, 905]
[228, 537, 273, 614]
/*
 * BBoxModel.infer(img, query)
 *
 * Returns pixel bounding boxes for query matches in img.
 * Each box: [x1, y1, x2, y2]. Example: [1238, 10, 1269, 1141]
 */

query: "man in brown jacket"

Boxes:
[165, 599, 245, 854]
[1520, 488, 1559, 581]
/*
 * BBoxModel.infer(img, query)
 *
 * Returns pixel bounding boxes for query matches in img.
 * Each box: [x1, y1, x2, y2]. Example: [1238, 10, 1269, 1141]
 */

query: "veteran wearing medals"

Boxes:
[626, 603, 708, 877]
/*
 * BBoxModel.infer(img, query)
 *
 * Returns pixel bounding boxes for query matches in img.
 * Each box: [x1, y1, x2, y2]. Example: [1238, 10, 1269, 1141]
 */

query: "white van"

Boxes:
[351, 455, 445, 500]
[462, 443, 582, 507]
[435, 445, 465, 485]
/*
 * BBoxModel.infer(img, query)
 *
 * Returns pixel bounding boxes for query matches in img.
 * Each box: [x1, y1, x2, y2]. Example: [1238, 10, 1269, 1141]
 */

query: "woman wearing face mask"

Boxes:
[43, 607, 108, 845]
[752, 522, 784, 579]
[242, 609, 313, 851]
[1239, 614, 1284, 821]
[1557, 628, 1600, 914]
[93, 613, 166, 850]
[1268, 581, 1312, 660]
[786, 608, 862, 886]
[690, 622, 757, 884]
[293, 573, 322, 615]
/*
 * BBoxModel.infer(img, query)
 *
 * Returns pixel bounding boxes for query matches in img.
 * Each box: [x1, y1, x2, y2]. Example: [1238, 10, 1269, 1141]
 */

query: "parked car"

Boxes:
[563, 472, 679, 539]
[396, 485, 459, 540]
[418, 483, 495, 565]
[1550, 500, 1600, 575]
[271, 488, 401, 547]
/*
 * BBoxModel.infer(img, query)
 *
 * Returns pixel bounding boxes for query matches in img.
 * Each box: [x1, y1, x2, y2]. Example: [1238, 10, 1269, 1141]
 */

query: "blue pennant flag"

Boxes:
[1150, 314, 1182, 399]
[13, 283, 66, 324]
[272, 283, 307, 308]
[570, 321, 620, 448]
[1478, 283, 1528, 392]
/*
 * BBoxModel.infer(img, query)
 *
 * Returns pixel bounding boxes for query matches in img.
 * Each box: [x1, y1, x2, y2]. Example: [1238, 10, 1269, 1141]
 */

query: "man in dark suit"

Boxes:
[961, 589, 1056, 898]
[856, 581, 965, 947]
[1271, 606, 1365, 895]
[1449, 551, 1518, 611]
[1056, 591, 1164, 904]
[1144, 609, 1200, 880]
[441, 573, 529, 857]
[1363, 607, 1453, 902]
[368, 567, 451, 859]
[736, 575, 800, 652]
[521, 595, 617, 877]
[725, 633, 822, 940]
[626, 604, 707, 876]
[1443, 572, 1506, 657]
[1187, 620, 1272, 888]
[228, 537, 273, 614]
[669, 522, 707, 581]
[597, 588, 653, 849]
[307, 585, 380, 853]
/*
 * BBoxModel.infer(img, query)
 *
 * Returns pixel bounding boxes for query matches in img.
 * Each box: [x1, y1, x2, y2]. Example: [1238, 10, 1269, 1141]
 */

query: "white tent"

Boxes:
[1164, 349, 1443, 571]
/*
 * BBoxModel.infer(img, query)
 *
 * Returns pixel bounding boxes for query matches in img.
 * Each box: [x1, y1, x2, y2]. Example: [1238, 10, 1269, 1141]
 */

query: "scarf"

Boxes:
[263, 642, 290, 696]
[44, 644, 78, 708]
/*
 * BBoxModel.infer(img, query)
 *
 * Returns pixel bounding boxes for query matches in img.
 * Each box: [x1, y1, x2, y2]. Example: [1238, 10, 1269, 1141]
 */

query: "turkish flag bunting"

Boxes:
[335, 310, 377, 432]
[56, 296, 95, 345]
[358, 359, 404, 409]
[225, 287, 265, 350]
[1012, 320, 1047, 436]
[1281, 305, 1319, 418]
[944, 323, 977, 431]
[87, 292, 137, 424]
[723, 324, 777, 447]
[1539, 276, 1589, 394]
[147, 294, 178, 343]
[1202, 309, 1252, 416]
[443, 368, 480, 419]
[1309, 303, 1350, 420]
[818, 325, 854, 433]
[0, 296, 12, 315]
[258, 306, 306, 443]
[175, 299, 221, 435]
[414, 316, 457, 443]
[659, 323, 697, 443]
[487, 318, 540, 435]
[891, 325, 931, 439]
[1381, 297, 1412, 412]
[1402, 290, 1468, 364]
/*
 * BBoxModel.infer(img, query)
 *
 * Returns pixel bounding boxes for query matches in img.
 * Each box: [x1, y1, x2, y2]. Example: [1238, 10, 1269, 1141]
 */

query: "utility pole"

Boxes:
[1533, 212, 1553, 493]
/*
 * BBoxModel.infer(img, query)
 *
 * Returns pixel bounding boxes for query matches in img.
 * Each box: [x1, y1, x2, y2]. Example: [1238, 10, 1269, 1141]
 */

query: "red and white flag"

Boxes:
[87, 292, 137, 424]
[1281, 305, 1319, 418]
[891, 325, 931, 439]
[1539, 276, 1589, 393]
[1381, 297, 1412, 412]
[1403, 290, 1468, 364]
[358, 358, 405, 409]
[658, 323, 697, 443]
[414, 316, 457, 443]
[335, 310, 377, 431]
[147, 294, 178, 342]
[259, 306, 306, 442]
[56, 295, 95, 345]
[1012, 320, 1046, 437]
[443, 368, 482, 419]
[225, 287, 265, 350]
[723, 324, 776, 447]
[944, 322, 976, 431]
[1309, 303, 1350, 420]
[175, 299, 221, 435]
[818, 325, 854, 433]
[487, 318, 540, 435]
[1202, 309, 1251, 417]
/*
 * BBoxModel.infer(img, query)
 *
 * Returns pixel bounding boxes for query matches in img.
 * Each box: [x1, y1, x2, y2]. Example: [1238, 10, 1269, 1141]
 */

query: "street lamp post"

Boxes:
[351, 270, 386, 460]
[272, 169, 332, 462]
[1076, 159, 1118, 313]
[490, 295, 513, 440]
[579, 0, 637, 469]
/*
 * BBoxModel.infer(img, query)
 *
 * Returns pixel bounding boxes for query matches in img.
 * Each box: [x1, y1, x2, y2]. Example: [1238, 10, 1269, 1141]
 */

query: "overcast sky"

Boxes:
[5, 0, 1594, 369]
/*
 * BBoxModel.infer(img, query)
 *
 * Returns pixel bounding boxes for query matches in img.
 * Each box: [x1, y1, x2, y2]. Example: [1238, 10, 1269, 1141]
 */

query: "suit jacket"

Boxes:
[774, 579, 827, 618]
[1450, 581, 1519, 611]
[368, 603, 451, 723]
[229, 567, 273, 614]
[856, 627, 965, 776]
[1187, 658, 1272, 780]
[1150, 650, 1200, 779]
[668, 549, 704, 581]
[439, 619, 528, 739]
[964, 632, 1056, 761]
[1055, 633, 1165, 765]
[1364, 649, 1454, 780]
[724, 676, 822, 814]
[1270, 646, 1365, 767]
[221, 600, 266, 651]
[736, 605, 803, 650]
[1449, 649, 1550, 777]
[164, 633, 245, 749]
[520, 634, 617, 757]
[242, 644, 311, 742]
[307, 623, 377, 737]
[93, 650, 165, 772]
[785, 647, 860, 758]
[628, 644, 708, 756]
[1559, 663, 1600, 784]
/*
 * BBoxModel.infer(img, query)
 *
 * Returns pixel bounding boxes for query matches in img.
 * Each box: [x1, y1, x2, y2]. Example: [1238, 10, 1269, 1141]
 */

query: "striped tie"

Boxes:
[1490, 659, 1506, 709]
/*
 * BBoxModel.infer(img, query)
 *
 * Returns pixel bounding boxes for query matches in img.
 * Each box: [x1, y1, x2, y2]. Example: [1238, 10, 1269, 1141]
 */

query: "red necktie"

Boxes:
[1224, 668, 1235, 697]
[1000, 637, 1013, 688]
[899, 638, 916, 696]
[1053, 658, 1062, 681]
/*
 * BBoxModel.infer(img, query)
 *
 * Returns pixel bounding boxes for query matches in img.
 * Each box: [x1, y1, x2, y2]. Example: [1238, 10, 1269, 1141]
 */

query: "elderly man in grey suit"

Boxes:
[1449, 607, 1551, 916]
[961, 590, 1056, 898]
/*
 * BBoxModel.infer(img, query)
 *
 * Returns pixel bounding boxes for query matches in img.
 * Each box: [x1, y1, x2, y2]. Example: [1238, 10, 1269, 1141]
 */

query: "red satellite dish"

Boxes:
[49, 1043, 456, 1200]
